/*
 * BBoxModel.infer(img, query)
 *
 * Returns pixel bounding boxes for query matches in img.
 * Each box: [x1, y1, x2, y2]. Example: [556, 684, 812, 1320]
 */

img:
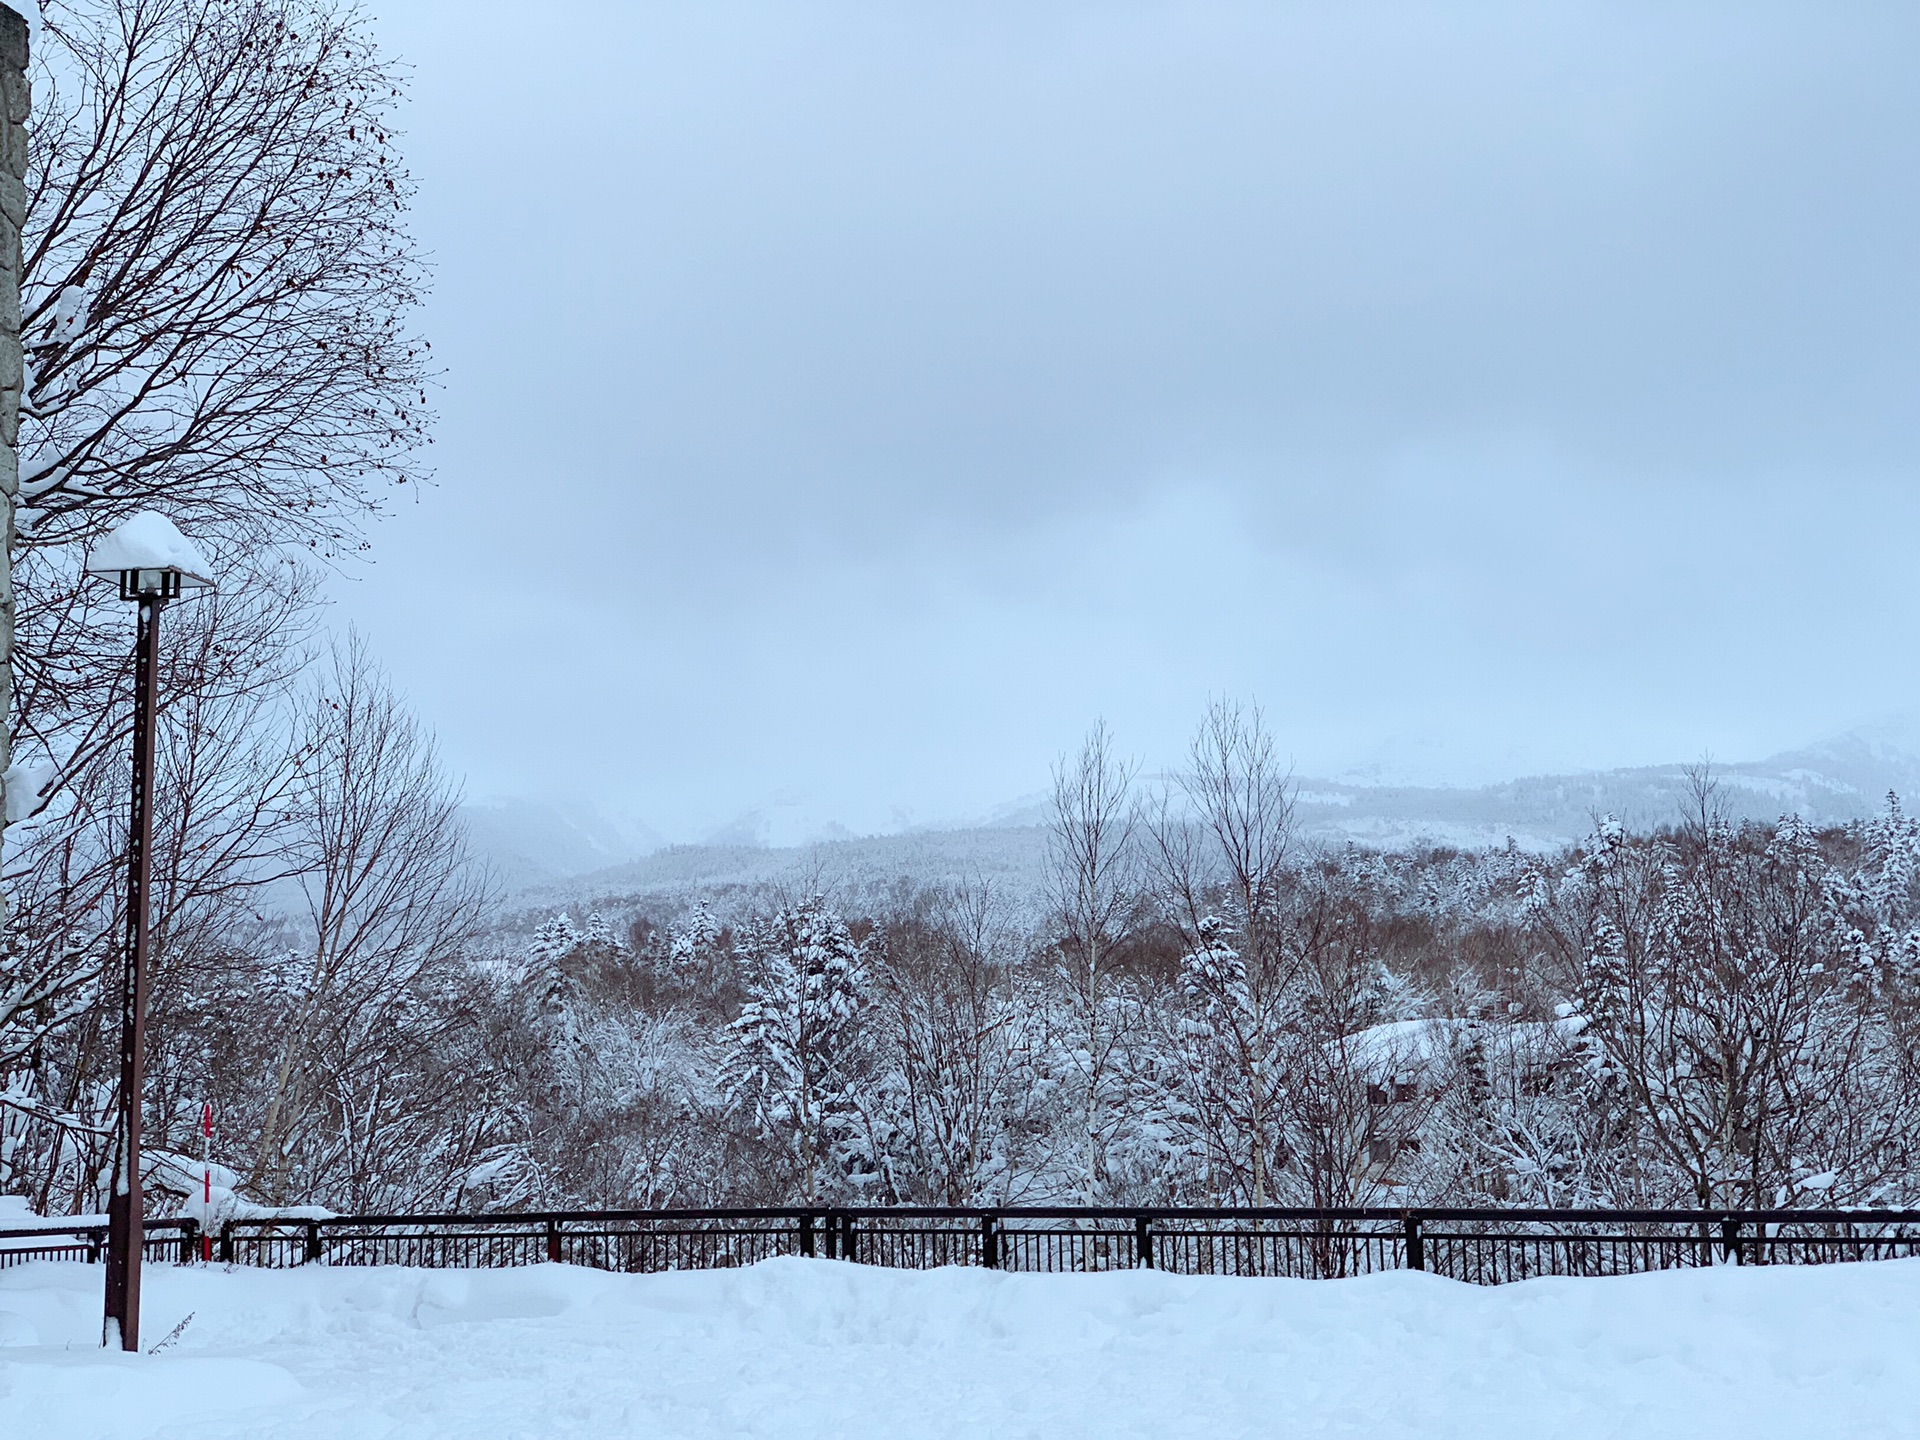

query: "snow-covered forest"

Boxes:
[11, 690, 1920, 1219]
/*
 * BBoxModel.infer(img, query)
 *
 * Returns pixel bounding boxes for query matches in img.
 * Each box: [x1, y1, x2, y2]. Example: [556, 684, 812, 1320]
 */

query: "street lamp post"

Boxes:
[84, 512, 214, 1352]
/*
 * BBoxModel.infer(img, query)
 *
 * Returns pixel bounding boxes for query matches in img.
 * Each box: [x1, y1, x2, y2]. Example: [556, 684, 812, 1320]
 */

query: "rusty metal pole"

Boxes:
[103, 590, 163, 1351]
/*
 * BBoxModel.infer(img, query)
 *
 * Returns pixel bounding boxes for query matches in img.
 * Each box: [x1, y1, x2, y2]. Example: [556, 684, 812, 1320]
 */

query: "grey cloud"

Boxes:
[335, 2, 1920, 837]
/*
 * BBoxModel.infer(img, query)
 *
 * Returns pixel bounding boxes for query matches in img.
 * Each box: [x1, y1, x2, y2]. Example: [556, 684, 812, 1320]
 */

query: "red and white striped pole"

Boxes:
[200, 1102, 214, 1263]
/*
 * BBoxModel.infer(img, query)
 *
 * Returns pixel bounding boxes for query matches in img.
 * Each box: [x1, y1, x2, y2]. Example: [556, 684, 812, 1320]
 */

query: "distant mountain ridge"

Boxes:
[467, 721, 1920, 902]
[1286, 726, 1920, 853]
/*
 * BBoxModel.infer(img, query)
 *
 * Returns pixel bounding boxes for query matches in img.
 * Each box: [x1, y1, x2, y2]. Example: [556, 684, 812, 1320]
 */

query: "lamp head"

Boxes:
[84, 513, 216, 601]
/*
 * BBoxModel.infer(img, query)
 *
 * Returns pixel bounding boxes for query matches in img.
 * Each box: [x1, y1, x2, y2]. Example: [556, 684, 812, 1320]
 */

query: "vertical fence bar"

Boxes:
[1403, 1212, 1424, 1272]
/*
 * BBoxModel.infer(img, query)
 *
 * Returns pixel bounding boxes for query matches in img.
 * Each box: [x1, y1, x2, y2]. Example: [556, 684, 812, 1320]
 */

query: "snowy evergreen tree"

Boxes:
[670, 902, 722, 972]
[719, 896, 871, 1203]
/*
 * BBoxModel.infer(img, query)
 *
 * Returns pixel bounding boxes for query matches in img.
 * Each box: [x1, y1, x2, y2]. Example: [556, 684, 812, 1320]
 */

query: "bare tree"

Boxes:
[5, 0, 430, 854]
[21, 0, 428, 553]
[877, 879, 1043, 1204]
[248, 635, 488, 1202]
[1047, 721, 1140, 1200]
[1150, 699, 1295, 1202]
[1542, 775, 1920, 1208]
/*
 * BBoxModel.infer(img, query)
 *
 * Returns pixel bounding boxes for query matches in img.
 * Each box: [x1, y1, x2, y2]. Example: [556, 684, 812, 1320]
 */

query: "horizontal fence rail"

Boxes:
[8, 1208, 1920, 1284]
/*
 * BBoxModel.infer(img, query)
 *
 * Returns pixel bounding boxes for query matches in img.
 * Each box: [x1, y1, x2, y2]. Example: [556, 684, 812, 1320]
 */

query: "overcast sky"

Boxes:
[332, 1, 1920, 842]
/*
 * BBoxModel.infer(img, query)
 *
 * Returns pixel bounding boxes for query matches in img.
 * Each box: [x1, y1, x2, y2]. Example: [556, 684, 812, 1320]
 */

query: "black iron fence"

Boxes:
[7, 1207, 1920, 1284]
[0, 1217, 199, 1270]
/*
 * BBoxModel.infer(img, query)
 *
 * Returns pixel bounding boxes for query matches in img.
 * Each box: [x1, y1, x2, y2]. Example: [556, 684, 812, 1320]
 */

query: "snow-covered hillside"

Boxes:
[1284, 719, 1920, 852]
[519, 823, 1052, 917]
[484, 719, 1920, 911]
[4, 1256, 1917, 1438]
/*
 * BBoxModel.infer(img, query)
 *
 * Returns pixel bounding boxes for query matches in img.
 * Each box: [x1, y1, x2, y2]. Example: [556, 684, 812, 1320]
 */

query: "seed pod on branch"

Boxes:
[21, 0, 432, 555]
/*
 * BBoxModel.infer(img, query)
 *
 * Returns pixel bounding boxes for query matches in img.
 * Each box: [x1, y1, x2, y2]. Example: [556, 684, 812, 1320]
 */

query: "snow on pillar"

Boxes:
[0, 5, 24, 891]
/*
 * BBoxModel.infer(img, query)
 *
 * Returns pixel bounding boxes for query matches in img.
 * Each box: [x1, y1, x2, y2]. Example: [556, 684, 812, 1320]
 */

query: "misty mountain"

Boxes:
[511, 825, 1054, 924]
[469, 721, 1920, 905]
[459, 798, 664, 891]
[1287, 720, 1920, 853]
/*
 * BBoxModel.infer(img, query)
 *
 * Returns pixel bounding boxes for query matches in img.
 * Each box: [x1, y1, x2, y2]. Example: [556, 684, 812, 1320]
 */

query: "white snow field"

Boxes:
[3, 1255, 1917, 1439]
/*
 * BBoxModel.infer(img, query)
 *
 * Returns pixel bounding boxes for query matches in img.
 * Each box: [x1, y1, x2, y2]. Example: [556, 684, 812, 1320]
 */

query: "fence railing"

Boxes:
[0, 1217, 198, 1270]
[8, 1207, 1920, 1284]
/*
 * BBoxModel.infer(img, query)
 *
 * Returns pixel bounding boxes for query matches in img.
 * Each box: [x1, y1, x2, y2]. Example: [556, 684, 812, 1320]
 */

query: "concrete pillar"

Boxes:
[0, 5, 25, 866]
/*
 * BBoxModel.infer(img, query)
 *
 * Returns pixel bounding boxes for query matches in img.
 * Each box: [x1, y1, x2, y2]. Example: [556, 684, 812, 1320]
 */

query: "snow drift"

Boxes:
[4, 1254, 1918, 1437]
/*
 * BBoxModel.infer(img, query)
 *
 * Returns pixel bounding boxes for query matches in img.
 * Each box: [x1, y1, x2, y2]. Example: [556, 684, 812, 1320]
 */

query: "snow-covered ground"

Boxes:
[3, 1255, 1915, 1438]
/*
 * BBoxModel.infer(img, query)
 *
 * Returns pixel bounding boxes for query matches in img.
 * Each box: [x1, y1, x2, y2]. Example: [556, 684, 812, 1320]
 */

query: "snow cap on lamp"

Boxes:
[84, 511, 215, 599]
